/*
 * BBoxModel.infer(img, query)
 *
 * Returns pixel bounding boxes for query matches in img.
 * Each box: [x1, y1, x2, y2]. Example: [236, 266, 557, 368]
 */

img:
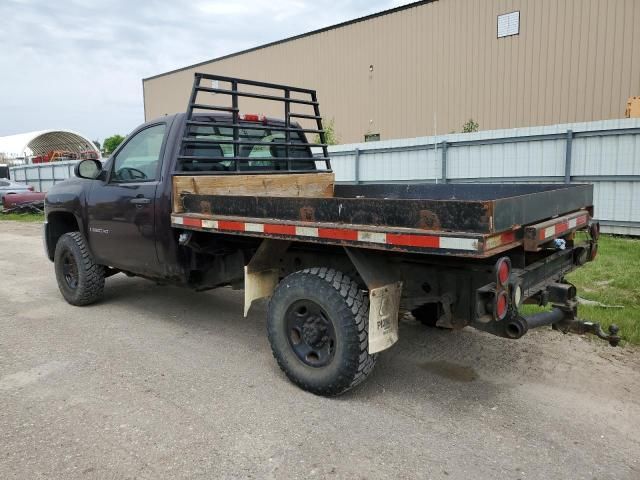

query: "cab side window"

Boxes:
[112, 124, 166, 182]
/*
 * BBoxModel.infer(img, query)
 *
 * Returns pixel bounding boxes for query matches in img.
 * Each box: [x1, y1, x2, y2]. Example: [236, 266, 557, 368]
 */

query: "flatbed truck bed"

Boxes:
[171, 182, 593, 257]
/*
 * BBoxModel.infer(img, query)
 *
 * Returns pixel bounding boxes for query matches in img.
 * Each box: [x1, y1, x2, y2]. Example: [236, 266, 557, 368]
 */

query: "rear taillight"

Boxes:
[492, 257, 513, 320]
[495, 291, 509, 320]
[495, 257, 511, 286]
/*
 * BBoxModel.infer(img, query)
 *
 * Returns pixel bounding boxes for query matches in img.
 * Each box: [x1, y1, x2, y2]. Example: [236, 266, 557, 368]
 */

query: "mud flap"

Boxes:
[244, 268, 279, 317]
[368, 281, 403, 354]
[344, 247, 403, 354]
[243, 239, 290, 317]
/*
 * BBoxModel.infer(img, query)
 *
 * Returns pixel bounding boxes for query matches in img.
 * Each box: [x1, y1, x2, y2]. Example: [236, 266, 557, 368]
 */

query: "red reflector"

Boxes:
[501, 231, 516, 245]
[387, 233, 439, 248]
[496, 291, 508, 320]
[264, 224, 296, 235]
[496, 257, 511, 286]
[217, 221, 245, 231]
[318, 228, 358, 241]
[555, 222, 569, 235]
[182, 217, 202, 228]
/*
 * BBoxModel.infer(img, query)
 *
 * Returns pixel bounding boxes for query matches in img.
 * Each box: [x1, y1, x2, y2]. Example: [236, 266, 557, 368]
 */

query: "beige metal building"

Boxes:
[143, 0, 640, 144]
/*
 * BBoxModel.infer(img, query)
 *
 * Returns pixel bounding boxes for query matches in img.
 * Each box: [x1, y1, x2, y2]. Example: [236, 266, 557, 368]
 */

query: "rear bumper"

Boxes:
[472, 240, 597, 339]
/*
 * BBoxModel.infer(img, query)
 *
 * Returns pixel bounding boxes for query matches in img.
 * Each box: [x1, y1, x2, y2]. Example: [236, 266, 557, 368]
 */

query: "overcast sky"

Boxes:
[0, 0, 414, 141]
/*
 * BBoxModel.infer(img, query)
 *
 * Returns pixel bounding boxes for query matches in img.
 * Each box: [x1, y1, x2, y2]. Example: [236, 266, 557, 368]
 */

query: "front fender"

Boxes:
[44, 178, 92, 260]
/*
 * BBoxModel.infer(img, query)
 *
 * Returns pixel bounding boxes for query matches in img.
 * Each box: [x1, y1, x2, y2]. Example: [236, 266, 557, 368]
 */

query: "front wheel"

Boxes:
[54, 232, 105, 306]
[267, 268, 377, 396]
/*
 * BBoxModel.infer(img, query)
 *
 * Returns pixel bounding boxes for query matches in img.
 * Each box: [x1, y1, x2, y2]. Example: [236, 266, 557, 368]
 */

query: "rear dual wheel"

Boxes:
[267, 268, 377, 396]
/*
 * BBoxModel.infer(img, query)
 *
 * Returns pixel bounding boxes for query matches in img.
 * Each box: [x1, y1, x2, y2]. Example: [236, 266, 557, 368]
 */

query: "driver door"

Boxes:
[87, 123, 167, 276]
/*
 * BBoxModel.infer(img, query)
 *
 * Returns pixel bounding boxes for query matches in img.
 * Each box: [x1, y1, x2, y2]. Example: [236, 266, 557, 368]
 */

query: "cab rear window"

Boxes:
[180, 123, 315, 173]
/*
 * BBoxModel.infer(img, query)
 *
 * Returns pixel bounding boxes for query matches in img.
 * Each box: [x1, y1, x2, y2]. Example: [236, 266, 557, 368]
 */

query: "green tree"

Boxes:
[462, 119, 479, 133]
[314, 118, 339, 145]
[103, 135, 125, 154]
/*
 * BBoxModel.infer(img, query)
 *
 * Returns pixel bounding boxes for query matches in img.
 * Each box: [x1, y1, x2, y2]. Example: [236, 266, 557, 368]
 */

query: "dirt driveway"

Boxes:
[1, 221, 639, 479]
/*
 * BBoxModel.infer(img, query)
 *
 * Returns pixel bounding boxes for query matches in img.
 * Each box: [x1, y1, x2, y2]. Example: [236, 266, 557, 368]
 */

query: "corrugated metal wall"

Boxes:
[328, 117, 640, 235]
[143, 0, 640, 144]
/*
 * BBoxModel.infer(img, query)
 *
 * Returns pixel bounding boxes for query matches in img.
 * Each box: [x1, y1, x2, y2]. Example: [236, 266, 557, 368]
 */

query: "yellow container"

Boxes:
[626, 97, 640, 118]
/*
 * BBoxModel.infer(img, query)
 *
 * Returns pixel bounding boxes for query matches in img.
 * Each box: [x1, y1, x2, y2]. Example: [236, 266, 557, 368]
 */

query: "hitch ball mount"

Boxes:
[554, 320, 621, 347]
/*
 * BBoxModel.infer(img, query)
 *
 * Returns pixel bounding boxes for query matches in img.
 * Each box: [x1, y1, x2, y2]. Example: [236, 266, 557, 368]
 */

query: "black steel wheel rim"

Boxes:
[285, 299, 336, 368]
[62, 251, 79, 289]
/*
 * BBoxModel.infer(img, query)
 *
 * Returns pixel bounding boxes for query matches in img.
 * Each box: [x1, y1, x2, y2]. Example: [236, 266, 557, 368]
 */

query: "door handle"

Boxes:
[130, 197, 151, 205]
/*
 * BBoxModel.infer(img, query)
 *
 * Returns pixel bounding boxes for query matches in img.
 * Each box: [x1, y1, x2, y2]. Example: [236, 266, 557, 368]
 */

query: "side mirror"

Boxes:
[75, 159, 103, 180]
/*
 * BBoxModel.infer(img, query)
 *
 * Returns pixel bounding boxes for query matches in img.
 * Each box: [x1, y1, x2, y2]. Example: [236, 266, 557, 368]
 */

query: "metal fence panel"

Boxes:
[9, 160, 76, 192]
[10, 118, 640, 234]
[572, 134, 640, 176]
[328, 118, 640, 235]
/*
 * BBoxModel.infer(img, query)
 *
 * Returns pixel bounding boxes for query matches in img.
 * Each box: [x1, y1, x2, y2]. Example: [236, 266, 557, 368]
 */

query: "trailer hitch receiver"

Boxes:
[506, 307, 621, 347]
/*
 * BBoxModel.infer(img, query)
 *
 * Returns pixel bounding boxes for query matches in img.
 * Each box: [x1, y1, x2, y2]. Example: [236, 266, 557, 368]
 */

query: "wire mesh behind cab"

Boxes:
[177, 73, 331, 175]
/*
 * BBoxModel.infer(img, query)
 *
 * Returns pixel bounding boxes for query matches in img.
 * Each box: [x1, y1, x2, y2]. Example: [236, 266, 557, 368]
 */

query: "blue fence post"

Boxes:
[36, 163, 42, 192]
[441, 141, 448, 183]
[564, 129, 573, 184]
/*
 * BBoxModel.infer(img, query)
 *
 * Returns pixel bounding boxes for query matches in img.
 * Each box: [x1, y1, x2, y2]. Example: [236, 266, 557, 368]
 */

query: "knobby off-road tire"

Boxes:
[267, 268, 377, 396]
[54, 232, 105, 306]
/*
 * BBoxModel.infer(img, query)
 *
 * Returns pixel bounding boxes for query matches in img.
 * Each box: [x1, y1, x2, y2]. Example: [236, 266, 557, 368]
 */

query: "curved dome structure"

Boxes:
[0, 129, 99, 162]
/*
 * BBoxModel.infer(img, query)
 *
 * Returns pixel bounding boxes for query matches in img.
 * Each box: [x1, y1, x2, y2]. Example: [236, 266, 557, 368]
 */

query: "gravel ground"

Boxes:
[1, 221, 639, 480]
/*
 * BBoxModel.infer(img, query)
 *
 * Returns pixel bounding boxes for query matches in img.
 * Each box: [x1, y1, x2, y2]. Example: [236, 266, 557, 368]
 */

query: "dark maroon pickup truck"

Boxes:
[44, 74, 618, 396]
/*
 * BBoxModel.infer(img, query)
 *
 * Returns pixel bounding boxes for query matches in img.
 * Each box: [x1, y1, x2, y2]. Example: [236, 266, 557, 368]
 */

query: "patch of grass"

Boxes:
[521, 235, 640, 345]
[0, 212, 45, 222]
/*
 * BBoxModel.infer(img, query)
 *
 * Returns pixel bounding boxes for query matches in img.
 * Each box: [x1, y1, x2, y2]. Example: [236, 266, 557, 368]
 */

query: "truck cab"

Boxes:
[45, 112, 315, 280]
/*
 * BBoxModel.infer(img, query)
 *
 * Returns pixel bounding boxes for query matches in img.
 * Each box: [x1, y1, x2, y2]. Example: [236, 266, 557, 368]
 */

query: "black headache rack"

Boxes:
[176, 73, 332, 175]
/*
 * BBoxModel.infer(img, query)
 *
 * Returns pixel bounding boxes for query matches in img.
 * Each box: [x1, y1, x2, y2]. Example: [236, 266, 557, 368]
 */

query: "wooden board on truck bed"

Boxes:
[172, 172, 334, 213]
